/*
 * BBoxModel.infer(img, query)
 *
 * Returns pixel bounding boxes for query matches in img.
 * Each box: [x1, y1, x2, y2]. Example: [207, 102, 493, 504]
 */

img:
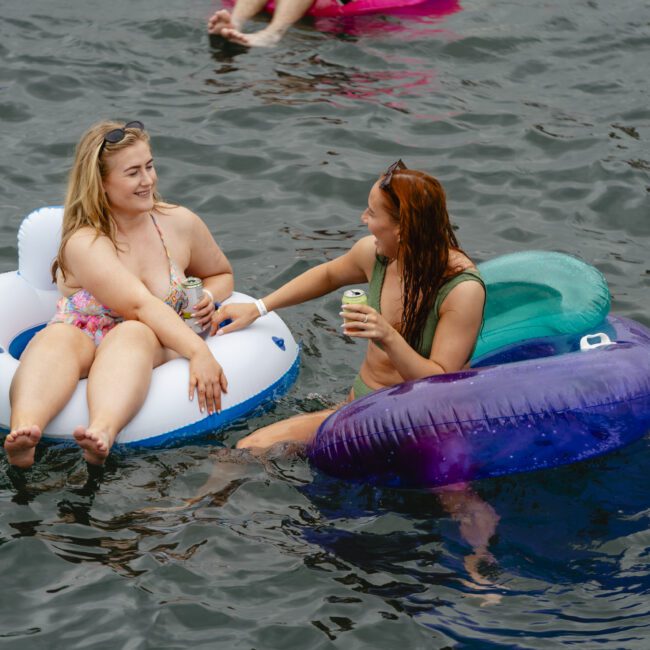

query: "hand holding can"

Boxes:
[182, 277, 206, 334]
[342, 289, 368, 330]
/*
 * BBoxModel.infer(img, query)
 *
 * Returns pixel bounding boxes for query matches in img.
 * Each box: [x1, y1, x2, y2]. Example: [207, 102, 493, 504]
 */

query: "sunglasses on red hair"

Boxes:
[379, 159, 407, 190]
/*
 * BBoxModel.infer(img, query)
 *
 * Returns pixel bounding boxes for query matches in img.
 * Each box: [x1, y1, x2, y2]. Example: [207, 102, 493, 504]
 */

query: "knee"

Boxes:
[236, 431, 266, 450]
[235, 437, 252, 450]
[32, 324, 77, 346]
[101, 320, 158, 349]
[235, 427, 275, 451]
[24, 323, 89, 356]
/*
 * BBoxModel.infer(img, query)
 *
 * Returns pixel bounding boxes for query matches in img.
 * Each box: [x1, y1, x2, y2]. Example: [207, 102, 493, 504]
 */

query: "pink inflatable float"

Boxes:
[264, 0, 448, 18]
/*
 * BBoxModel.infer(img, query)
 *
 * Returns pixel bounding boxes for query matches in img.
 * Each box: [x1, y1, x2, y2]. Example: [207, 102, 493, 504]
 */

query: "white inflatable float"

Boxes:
[0, 207, 300, 447]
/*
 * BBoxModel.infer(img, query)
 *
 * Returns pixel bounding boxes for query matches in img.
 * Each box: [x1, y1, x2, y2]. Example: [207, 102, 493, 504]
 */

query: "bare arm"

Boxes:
[184, 210, 234, 304]
[64, 230, 227, 412]
[342, 279, 485, 380]
[181, 209, 234, 329]
[214, 236, 373, 335]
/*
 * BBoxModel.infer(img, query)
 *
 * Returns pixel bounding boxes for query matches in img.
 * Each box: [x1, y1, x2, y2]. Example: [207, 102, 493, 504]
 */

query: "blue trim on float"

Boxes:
[4, 321, 301, 447]
[8, 324, 46, 359]
[0, 352, 300, 442]
[114, 350, 300, 448]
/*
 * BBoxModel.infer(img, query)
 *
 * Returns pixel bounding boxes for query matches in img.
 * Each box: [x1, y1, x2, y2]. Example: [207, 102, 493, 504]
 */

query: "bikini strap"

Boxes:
[150, 214, 185, 280]
[150, 214, 173, 262]
[149, 214, 188, 315]
[433, 268, 485, 314]
[367, 254, 389, 313]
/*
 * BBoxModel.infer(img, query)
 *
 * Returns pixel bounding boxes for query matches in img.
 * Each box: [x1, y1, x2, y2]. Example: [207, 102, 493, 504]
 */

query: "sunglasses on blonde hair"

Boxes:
[379, 159, 407, 190]
[99, 120, 145, 154]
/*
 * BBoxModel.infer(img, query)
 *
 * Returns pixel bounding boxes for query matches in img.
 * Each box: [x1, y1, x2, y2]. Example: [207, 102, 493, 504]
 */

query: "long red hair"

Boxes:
[379, 168, 467, 351]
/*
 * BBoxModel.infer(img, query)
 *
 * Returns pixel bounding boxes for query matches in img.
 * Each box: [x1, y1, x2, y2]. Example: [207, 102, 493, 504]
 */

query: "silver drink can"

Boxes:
[182, 276, 205, 333]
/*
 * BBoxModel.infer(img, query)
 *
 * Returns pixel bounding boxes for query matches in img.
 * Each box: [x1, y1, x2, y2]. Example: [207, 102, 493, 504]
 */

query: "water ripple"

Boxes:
[1, 0, 650, 646]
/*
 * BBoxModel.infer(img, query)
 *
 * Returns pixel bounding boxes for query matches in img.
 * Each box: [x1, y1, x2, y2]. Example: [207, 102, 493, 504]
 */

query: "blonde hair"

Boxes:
[52, 121, 162, 281]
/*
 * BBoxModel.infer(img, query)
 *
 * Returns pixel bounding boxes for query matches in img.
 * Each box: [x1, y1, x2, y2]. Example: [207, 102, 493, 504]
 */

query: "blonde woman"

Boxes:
[4, 121, 233, 468]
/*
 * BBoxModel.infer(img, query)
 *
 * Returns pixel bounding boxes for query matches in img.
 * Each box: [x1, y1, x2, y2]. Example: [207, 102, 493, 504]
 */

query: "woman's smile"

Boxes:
[103, 140, 157, 215]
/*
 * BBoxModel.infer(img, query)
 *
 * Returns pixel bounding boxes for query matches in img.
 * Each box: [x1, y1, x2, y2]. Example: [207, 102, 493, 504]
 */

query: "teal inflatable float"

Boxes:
[473, 251, 610, 360]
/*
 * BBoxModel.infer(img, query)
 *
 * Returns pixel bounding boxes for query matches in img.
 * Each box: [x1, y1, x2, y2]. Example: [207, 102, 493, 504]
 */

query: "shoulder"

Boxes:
[438, 251, 485, 308]
[61, 228, 119, 281]
[65, 226, 110, 253]
[157, 202, 195, 220]
[347, 236, 379, 276]
[155, 203, 200, 232]
[448, 249, 476, 272]
[447, 277, 485, 298]
[155, 204, 216, 250]
[349, 235, 378, 261]
[440, 275, 485, 315]
[446, 251, 484, 289]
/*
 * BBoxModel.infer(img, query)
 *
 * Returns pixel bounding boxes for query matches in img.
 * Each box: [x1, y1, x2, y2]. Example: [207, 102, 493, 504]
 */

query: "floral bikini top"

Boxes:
[150, 214, 188, 314]
[50, 215, 189, 344]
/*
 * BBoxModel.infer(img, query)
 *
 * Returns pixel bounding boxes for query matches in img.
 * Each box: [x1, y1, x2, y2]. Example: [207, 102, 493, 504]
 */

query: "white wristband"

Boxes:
[254, 298, 268, 317]
[203, 288, 215, 303]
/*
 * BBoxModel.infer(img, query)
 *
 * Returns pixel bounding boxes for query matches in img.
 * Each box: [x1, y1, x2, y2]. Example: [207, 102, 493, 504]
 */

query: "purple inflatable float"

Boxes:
[308, 316, 650, 488]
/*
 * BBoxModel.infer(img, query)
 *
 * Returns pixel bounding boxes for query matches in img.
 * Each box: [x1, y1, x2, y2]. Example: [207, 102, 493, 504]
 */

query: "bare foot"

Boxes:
[73, 425, 112, 465]
[221, 26, 283, 47]
[464, 588, 503, 607]
[4, 425, 42, 468]
[464, 550, 501, 587]
[207, 9, 241, 36]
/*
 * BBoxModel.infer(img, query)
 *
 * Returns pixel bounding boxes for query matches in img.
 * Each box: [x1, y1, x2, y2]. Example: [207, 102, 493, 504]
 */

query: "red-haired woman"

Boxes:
[215, 160, 486, 451]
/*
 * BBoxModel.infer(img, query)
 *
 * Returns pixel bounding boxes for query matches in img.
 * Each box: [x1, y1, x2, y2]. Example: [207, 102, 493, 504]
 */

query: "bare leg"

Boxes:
[221, 0, 315, 47]
[74, 321, 167, 465]
[179, 410, 334, 508]
[182, 410, 337, 509]
[5, 325, 95, 468]
[436, 484, 501, 599]
[236, 408, 335, 453]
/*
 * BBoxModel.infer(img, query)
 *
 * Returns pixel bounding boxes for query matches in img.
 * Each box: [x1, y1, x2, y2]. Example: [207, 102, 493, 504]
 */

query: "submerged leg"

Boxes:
[437, 484, 501, 598]
[6, 324, 95, 468]
[75, 321, 167, 465]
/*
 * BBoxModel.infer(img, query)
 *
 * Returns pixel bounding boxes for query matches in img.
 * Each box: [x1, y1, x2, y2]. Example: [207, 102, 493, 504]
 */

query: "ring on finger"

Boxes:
[363, 314, 369, 323]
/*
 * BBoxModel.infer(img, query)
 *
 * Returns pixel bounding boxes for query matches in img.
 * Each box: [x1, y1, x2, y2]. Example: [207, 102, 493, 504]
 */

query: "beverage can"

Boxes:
[342, 289, 368, 306]
[342, 289, 368, 326]
[182, 276, 205, 333]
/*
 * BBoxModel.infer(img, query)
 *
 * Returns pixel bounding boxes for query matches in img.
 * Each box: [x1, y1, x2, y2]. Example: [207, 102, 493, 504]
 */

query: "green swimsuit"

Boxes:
[352, 257, 485, 398]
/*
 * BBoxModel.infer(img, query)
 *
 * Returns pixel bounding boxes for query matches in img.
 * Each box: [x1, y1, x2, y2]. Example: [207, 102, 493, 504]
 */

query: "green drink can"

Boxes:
[342, 289, 368, 326]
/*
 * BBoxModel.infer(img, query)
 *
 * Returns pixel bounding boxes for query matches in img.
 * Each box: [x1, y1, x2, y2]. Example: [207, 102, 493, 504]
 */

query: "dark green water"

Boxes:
[1, 0, 649, 648]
